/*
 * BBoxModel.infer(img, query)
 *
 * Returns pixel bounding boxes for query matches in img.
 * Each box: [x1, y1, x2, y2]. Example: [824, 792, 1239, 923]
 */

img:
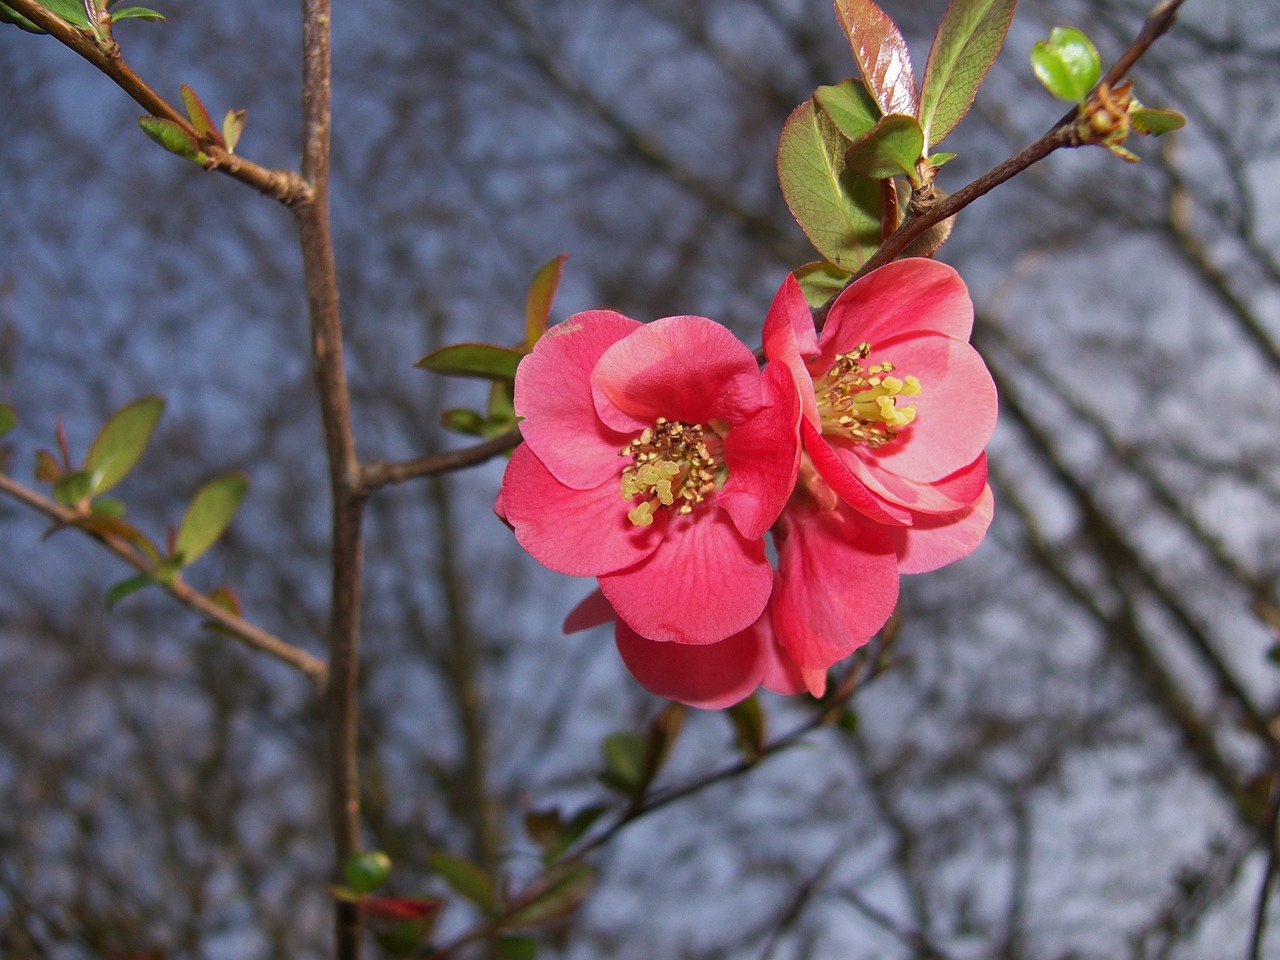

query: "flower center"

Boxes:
[813, 341, 921, 449]
[619, 418, 724, 527]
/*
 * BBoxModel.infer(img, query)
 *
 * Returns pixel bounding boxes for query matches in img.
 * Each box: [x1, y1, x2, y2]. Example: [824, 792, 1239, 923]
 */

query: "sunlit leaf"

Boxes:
[1031, 26, 1101, 103]
[794, 261, 851, 310]
[175, 471, 249, 567]
[221, 108, 246, 153]
[138, 116, 206, 163]
[36, 0, 92, 27]
[918, 0, 1017, 151]
[525, 254, 567, 350]
[814, 79, 879, 143]
[500, 863, 594, 931]
[85, 395, 164, 496]
[928, 151, 957, 167]
[344, 850, 392, 895]
[415, 342, 524, 381]
[834, 0, 919, 117]
[0, 403, 15, 438]
[109, 5, 165, 21]
[428, 852, 499, 915]
[777, 97, 882, 271]
[844, 114, 925, 182]
[105, 573, 155, 610]
[180, 83, 215, 135]
[1130, 107, 1185, 136]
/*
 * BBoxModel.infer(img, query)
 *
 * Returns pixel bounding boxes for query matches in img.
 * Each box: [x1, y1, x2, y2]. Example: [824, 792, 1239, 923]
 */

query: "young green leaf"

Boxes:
[834, 0, 919, 117]
[428, 852, 499, 915]
[0, 3, 44, 32]
[0, 403, 15, 438]
[599, 730, 646, 795]
[109, 6, 165, 21]
[175, 472, 249, 567]
[814, 80, 879, 143]
[440, 408, 489, 437]
[105, 573, 155, 610]
[777, 98, 882, 271]
[918, 0, 1017, 152]
[793, 261, 852, 310]
[525, 253, 567, 350]
[500, 863, 594, 931]
[35, 0, 92, 27]
[84, 395, 165, 496]
[1130, 107, 1186, 136]
[844, 114, 925, 182]
[344, 850, 393, 895]
[53, 470, 93, 506]
[180, 83, 216, 135]
[1031, 26, 1101, 104]
[415, 342, 524, 381]
[221, 109, 246, 153]
[138, 116, 206, 163]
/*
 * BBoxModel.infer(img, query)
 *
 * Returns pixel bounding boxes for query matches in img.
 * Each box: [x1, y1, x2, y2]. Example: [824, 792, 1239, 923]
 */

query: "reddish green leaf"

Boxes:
[1130, 107, 1185, 136]
[814, 79, 879, 142]
[500, 863, 594, 931]
[362, 896, 442, 922]
[525, 254, 567, 350]
[1031, 26, 1101, 104]
[344, 850, 392, 895]
[138, 116, 206, 163]
[428, 852, 499, 915]
[777, 97, 882, 271]
[415, 342, 524, 381]
[0, 403, 15, 438]
[34, 449, 62, 483]
[71, 513, 162, 563]
[85, 394, 164, 496]
[834, 0, 919, 117]
[793, 261, 851, 310]
[209, 584, 243, 617]
[105, 573, 155, 610]
[180, 83, 216, 135]
[844, 114, 925, 182]
[221, 109, 246, 153]
[175, 472, 248, 567]
[918, 0, 1017, 151]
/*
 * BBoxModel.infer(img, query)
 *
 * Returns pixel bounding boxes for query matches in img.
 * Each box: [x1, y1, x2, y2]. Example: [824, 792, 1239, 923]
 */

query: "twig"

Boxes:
[1247, 771, 1280, 960]
[358, 429, 521, 493]
[2, 0, 310, 205]
[0, 472, 327, 687]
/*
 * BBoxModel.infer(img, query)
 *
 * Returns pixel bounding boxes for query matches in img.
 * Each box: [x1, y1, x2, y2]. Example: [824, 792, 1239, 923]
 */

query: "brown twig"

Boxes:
[0, 471, 328, 687]
[2, 0, 310, 205]
[358, 429, 521, 493]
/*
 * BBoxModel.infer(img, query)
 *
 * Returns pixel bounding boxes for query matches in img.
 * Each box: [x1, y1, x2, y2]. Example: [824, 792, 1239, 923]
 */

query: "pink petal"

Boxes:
[860, 332, 997, 481]
[515, 310, 641, 489]
[820, 259, 974, 352]
[718, 362, 801, 540]
[759, 625, 826, 697]
[563, 588, 617, 633]
[502, 443, 665, 577]
[599, 506, 771, 645]
[771, 504, 900, 671]
[892, 483, 994, 573]
[591, 315, 763, 433]
[848, 451, 988, 515]
[615, 617, 767, 709]
[762, 274, 821, 430]
[804, 418, 913, 525]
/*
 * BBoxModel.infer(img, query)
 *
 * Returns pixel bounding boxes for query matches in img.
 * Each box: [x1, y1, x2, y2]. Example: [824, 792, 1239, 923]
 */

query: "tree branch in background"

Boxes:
[358, 429, 521, 493]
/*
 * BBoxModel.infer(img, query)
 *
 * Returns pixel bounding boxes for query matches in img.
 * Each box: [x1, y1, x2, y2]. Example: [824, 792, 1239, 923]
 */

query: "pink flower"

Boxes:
[502, 309, 800, 645]
[764, 259, 997, 562]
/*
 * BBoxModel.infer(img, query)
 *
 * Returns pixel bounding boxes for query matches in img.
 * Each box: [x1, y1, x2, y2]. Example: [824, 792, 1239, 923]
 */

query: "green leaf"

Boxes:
[844, 114, 925, 182]
[428, 852, 498, 915]
[1031, 26, 1101, 104]
[535, 805, 606, 864]
[344, 850, 392, 895]
[70, 512, 161, 562]
[928, 151, 957, 167]
[36, 0, 92, 26]
[84, 395, 164, 496]
[1130, 107, 1185, 136]
[180, 83, 215, 135]
[105, 573, 155, 610]
[833, 0, 919, 116]
[777, 97, 882, 271]
[794, 261, 852, 310]
[727, 695, 766, 763]
[0, 403, 15, 438]
[918, 0, 1017, 151]
[599, 731, 646, 795]
[53, 470, 93, 506]
[500, 863, 594, 931]
[0, 3, 43, 33]
[641, 703, 683, 790]
[440, 408, 488, 437]
[497, 935, 539, 960]
[89, 497, 126, 517]
[415, 342, 524, 381]
[221, 109, 246, 153]
[174, 471, 249, 567]
[814, 79, 879, 143]
[109, 5, 164, 21]
[525, 254, 567, 350]
[138, 116, 206, 163]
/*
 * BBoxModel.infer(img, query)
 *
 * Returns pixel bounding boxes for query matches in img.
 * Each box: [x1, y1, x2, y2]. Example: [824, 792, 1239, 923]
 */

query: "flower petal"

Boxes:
[615, 618, 767, 709]
[515, 310, 640, 490]
[762, 274, 821, 430]
[503, 443, 665, 576]
[771, 503, 900, 671]
[892, 483, 994, 574]
[820, 258, 973, 351]
[599, 506, 771, 644]
[718, 362, 801, 540]
[563, 588, 617, 633]
[846, 450, 988, 515]
[804, 418, 914, 525]
[591, 315, 763, 433]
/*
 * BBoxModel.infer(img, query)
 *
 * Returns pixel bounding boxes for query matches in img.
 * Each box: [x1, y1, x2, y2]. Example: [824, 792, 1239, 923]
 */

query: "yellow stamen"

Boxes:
[814, 343, 922, 448]
[619, 417, 724, 527]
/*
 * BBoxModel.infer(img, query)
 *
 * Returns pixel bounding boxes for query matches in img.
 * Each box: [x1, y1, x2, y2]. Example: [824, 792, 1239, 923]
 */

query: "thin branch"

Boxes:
[358, 429, 520, 493]
[1247, 772, 1280, 960]
[0, 471, 328, 687]
[2, 0, 310, 205]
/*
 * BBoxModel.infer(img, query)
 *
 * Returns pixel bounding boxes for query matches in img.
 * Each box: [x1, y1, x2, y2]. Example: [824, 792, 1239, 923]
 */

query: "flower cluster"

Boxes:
[499, 259, 996, 708]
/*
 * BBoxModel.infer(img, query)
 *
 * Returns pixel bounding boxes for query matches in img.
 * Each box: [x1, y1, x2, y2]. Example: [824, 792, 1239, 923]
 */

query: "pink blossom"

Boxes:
[764, 260, 997, 568]
[502, 309, 800, 645]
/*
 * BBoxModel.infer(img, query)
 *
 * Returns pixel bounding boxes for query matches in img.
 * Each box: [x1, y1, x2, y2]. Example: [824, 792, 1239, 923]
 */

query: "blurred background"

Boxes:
[2, 0, 1279, 957]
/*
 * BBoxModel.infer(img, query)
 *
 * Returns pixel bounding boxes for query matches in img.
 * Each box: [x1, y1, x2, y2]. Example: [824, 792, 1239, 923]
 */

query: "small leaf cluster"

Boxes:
[139, 83, 247, 165]
[0, 0, 162, 40]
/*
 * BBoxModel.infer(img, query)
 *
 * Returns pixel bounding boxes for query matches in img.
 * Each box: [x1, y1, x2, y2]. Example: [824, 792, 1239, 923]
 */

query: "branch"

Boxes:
[2, 0, 310, 205]
[0, 471, 328, 687]
[357, 429, 521, 493]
